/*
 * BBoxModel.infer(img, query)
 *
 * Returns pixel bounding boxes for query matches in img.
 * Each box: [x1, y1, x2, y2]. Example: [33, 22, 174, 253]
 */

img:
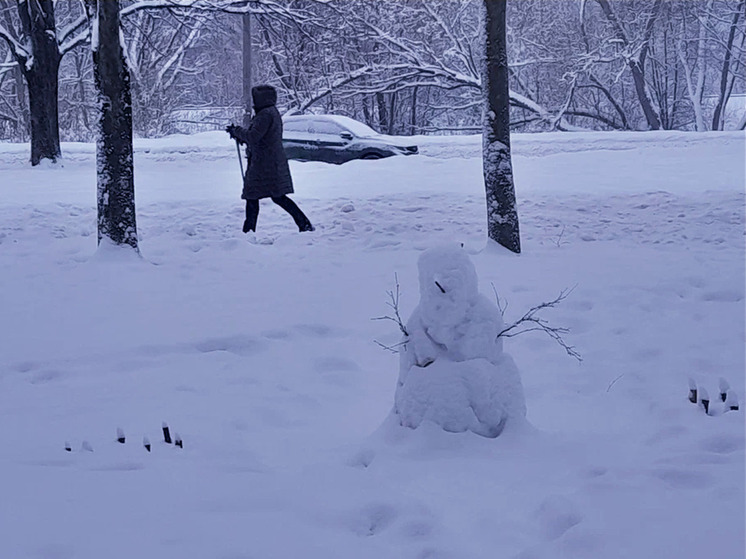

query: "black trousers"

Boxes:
[244, 196, 312, 232]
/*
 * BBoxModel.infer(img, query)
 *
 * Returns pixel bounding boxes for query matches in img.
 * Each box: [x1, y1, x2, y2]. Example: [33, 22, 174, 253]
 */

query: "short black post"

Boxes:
[726, 393, 739, 412]
[174, 433, 183, 449]
[719, 378, 730, 402]
[688, 378, 697, 404]
[143, 436, 151, 452]
[162, 422, 172, 444]
[117, 427, 125, 444]
[700, 388, 710, 415]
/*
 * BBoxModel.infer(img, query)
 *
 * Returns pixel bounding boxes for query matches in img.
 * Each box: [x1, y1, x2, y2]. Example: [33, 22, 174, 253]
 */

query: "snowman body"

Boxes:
[394, 245, 526, 437]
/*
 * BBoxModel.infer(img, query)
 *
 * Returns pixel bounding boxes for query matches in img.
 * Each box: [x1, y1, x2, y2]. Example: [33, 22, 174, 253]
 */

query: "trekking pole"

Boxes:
[234, 138, 245, 180]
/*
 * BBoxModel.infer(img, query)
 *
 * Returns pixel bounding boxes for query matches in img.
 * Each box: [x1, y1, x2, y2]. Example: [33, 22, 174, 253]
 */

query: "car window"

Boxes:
[283, 120, 309, 133]
[308, 120, 345, 135]
[326, 116, 378, 137]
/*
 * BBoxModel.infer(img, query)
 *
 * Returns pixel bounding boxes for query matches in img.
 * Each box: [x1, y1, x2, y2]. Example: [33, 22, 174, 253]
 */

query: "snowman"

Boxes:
[394, 244, 526, 438]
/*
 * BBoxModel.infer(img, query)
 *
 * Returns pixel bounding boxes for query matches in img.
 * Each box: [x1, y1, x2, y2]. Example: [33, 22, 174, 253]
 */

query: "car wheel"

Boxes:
[361, 153, 382, 160]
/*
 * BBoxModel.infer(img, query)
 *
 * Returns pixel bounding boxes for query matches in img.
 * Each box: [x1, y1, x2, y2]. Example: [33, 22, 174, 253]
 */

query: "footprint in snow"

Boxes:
[700, 434, 744, 455]
[313, 356, 360, 373]
[534, 495, 584, 541]
[294, 323, 345, 338]
[652, 468, 712, 489]
[349, 503, 399, 537]
[348, 448, 376, 469]
[193, 335, 266, 356]
[29, 369, 64, 384]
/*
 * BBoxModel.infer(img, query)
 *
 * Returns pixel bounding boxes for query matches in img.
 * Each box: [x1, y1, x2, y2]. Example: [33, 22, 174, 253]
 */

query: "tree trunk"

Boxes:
[737, 112, 746, 131]
[410, 86, 418, 135]
[242, 11, 253, 127]
[87, 0, 138, 251]
[17, 0, 61, 165]
[483, 0, 520, 253]
[74, 52, 91, 132]
[12, 63, 30, 141]
[362, 94, 372, 125]
[376, 92, 388, 132]
[388, 90, 397, 135]
[712, 1, 744, 131]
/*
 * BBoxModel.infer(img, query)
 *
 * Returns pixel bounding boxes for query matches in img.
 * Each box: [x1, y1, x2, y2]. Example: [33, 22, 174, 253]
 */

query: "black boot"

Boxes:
[244, 200, 259, 233]
[271, 196, 314, 232]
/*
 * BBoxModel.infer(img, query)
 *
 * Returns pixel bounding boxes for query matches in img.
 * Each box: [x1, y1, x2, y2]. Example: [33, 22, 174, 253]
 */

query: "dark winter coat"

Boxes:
[233, 86, 293, 200]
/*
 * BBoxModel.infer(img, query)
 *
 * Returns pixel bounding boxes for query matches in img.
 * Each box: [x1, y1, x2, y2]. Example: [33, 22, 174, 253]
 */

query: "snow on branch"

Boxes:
[57, 13, 91, 54]
[497, 287, 582, 362]
[0, 22, 30, 62]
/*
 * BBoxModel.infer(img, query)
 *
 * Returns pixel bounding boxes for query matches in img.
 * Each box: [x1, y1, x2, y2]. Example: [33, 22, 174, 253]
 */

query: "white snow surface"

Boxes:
[0, 131, 744, 558]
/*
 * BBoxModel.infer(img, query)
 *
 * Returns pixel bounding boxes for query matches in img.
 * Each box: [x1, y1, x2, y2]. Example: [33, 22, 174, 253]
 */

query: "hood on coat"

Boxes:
[252, 85, 277, 112]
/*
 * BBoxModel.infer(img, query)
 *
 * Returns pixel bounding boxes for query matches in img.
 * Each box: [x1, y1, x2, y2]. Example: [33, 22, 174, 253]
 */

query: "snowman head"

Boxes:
[417, 244, 479, 322]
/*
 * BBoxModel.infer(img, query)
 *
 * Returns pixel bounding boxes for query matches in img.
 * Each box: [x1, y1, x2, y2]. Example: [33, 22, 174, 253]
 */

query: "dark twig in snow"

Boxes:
[491, 283, 508, 317]
[497, 287, 582, 362]
[434, 281, 446, 294]
[606, 374, 625, 392]
[553, 225, 567, 248]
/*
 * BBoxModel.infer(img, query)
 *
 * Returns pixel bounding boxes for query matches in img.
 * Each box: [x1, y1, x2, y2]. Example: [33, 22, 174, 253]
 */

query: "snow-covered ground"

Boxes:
[1, 131, 744, 559]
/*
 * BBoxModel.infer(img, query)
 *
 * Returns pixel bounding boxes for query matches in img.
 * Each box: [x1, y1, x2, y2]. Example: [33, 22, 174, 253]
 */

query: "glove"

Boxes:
[226, 124, 242, 143]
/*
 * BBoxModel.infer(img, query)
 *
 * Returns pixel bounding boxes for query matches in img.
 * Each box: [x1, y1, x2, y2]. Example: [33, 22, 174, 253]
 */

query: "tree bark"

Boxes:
[17, 0, 62, 165]
[87, 0, 138, 251]
[376, 91, 388, 132]
[388, 90, 397, 135]
[483, 0, 520, 253]
[410, 86, 418, 135]
[12, 62, 30, 141]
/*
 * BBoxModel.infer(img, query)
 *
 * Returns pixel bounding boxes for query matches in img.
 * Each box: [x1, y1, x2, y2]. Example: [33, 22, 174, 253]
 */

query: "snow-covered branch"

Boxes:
[0, 21, 30, 62]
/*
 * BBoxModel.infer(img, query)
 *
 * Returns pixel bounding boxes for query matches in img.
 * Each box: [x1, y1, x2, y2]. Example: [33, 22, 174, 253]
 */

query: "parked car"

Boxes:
[282, 114, 418, 164]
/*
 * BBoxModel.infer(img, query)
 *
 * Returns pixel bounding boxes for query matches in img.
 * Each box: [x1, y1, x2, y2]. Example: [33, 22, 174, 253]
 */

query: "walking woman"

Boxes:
[226, 85, 314, 234]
